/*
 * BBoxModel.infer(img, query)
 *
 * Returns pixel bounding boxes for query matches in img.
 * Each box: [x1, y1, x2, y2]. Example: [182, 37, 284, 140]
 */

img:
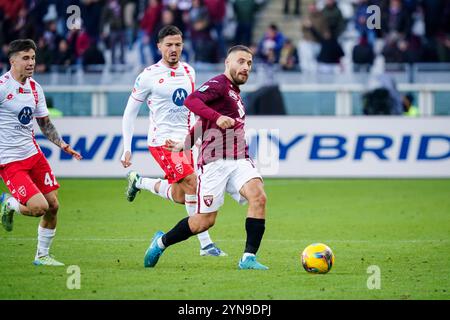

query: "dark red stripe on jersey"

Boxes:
[29, 80, 38, 107]
[182, 64, 195, 93]
[182, 63, 194, 132]
[31, 129, 41, 154]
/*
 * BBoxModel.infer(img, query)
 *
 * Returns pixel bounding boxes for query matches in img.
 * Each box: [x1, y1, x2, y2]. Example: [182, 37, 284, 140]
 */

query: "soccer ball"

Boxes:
[301, 243, 335, 274]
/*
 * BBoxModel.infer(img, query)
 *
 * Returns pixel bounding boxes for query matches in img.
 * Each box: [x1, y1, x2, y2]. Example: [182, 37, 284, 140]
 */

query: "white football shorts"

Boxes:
[196, 158, 263, 213]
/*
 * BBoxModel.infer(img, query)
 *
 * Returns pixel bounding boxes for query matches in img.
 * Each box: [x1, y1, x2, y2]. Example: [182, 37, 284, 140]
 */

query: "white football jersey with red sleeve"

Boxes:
[130, 61, 196, 147]
[0, 72, 49, 165]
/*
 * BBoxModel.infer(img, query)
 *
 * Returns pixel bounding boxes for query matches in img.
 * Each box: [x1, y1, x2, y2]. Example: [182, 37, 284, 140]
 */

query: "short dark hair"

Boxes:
[157, 25, 183, 43]
[269, 24, 278, 31]
[227, 45, 253, 57]
[8, 39, 37, 58]
[405, 93, 414, 104]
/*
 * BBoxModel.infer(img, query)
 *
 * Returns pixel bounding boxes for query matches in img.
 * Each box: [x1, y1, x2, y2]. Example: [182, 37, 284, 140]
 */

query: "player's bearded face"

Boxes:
[11, 49, 35, 78]
[158, 35, 183, 66]
[228, 52, 252, 85]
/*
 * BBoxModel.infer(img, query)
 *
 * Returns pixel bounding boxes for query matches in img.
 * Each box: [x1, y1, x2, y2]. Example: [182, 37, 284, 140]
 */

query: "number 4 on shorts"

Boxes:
[44, 172, 57, 187]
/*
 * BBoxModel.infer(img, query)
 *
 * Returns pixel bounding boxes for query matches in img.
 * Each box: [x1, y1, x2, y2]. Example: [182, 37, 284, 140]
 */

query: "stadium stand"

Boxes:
[0, 0, 449, 116]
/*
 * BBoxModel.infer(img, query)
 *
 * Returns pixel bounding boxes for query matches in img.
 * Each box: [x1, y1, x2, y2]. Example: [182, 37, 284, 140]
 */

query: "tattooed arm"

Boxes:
[36, 116, 83, 160]
[36, 116, 64, 147]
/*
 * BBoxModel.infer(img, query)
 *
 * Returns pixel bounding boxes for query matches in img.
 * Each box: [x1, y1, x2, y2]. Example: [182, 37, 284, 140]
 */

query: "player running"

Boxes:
[0, 39, 82, 266]
[121, 25, 226, 257]
[143, 45, 269, 270]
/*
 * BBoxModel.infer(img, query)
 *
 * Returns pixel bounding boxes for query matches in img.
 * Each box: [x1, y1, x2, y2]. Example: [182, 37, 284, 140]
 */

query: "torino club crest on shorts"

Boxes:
[203, 195, 214, 207]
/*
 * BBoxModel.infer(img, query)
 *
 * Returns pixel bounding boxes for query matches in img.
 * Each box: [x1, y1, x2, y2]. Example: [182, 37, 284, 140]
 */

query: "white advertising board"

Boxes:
[34, 117, 450, 178]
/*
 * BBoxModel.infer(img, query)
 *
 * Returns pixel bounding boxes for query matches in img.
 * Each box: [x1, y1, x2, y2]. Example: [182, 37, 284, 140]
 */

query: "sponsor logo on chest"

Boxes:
[228, 90, 239, 101]
[17, 87, 31, 94]
[172, 88, 188, 106]
[18, 106, 33, 125]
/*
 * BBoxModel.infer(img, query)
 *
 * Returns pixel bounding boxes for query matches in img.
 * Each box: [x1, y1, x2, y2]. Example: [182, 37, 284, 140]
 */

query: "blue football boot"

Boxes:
[144, 231, 165, 268]
[238, 255, 269, 270]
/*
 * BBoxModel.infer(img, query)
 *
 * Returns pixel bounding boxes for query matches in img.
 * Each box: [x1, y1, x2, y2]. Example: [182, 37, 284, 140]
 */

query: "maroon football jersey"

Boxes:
[184, 74, 249, 165]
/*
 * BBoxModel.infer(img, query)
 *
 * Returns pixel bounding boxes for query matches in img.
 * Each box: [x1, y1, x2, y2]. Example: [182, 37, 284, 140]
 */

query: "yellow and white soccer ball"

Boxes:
[301, 243, 335, 274]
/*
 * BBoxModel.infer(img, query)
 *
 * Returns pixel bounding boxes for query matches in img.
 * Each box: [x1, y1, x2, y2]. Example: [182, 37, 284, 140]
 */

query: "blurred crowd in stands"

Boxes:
[294, 0, 450, 73]
[0, 0, 267, 72]
[0, 0, 449, 75]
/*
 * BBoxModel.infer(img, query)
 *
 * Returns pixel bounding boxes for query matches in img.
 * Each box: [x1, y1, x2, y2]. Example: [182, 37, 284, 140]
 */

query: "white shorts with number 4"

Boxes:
[197, 158, 263, 213]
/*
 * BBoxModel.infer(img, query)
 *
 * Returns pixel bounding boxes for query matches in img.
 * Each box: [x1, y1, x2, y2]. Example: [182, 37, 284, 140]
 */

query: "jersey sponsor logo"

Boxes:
[203, 195, 213, 207]
[18, 185, 26, 197]
[168, 108, 186, 114]
[17, 87, 31, 94]
[169, 71, 185, 77]
[228, 90, 238, 101]
[172, 88, 188, 106]
[18, 106, 33, 125]
[198, 85, 209, 92]
[14, 124, 31, 131]
[175, 163, 184, 174]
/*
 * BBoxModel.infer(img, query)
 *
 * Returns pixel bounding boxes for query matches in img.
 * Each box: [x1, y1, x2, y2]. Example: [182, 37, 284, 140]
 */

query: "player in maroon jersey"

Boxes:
[143, 45, 269, 270]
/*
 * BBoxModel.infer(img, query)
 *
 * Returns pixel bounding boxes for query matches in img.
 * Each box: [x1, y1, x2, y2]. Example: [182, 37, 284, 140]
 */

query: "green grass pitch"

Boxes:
[1, 178, 449, 300]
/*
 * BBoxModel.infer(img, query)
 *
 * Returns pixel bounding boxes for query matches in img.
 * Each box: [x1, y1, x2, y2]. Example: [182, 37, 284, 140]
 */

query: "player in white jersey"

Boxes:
[0, 39, 82, 266]
[121, 25, 226, 259]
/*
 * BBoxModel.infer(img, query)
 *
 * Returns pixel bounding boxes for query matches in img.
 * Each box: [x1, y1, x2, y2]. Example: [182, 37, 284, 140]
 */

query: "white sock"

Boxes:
[158, 180, 174, 201]
[242, 253, 255, 261]
[138, 177, 161, 195]
[157, 237, 166, 249]
[185, 194, 213, 249]
[6, 197, 21, 215]
[36, 225, 56, 259]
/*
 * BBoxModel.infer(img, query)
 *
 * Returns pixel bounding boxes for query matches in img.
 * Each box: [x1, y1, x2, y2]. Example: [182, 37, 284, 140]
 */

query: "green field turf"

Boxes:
[1, 179, 449, 300]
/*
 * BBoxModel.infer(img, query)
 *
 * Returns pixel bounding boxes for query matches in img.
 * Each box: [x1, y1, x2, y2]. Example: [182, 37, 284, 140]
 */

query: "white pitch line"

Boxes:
[0, 238, 449, 243]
